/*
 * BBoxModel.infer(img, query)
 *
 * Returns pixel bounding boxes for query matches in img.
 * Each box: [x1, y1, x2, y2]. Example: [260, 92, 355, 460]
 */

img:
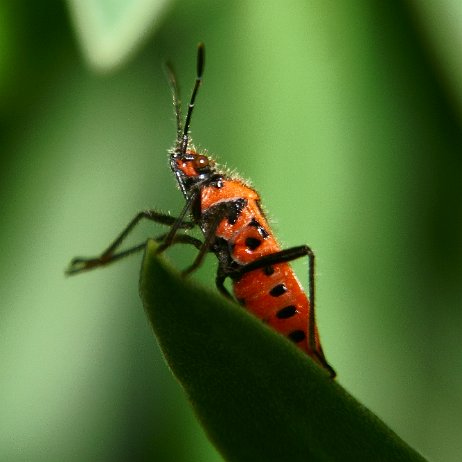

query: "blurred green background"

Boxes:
[0, 1, 461, 461]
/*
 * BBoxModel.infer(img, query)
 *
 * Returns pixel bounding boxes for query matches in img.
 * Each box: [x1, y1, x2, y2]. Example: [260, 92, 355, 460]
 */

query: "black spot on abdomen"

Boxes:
[245, 237, 262, 250]
[227, 198, 247, 225]
[269, 283, 287, 297]
[288, 330, 306, 343]
[276, 305, 297, 319]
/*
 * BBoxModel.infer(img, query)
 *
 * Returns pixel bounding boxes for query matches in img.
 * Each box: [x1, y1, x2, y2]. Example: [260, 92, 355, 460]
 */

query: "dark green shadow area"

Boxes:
[140, 240, 427, 462]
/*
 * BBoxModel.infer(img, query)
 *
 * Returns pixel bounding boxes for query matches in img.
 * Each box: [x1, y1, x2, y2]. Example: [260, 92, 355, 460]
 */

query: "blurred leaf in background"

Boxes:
[0, 1, 460, 461]
[67, 0, 172, 71]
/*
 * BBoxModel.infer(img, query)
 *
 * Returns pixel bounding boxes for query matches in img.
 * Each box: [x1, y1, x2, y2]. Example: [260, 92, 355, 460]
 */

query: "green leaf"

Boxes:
[67, 0, 172, 71]
[140, 240, 427, 462]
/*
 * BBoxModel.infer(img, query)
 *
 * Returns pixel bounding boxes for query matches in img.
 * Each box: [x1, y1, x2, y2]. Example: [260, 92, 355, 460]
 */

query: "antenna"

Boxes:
[181, 43, 205, 154]
[165, 61, 183, 141]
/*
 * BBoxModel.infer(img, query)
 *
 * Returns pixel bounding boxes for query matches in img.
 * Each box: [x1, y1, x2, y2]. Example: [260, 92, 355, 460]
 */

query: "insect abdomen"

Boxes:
[233, 264, 319, 355]
[200, 180, 325, 360]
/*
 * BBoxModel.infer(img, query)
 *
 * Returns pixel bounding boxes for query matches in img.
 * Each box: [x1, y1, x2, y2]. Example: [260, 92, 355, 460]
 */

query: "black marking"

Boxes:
[269, 283, 287, 297]
[288, 330, 306, 343]
[237, 297, 246, 305]
[209, 173, 224, 188]
[249, 217, 269, 238]
[245, 237, 262, 250]
[227, 198, 247, 225]
[263, 265, 274, 276]
[276, 305, 297, 319]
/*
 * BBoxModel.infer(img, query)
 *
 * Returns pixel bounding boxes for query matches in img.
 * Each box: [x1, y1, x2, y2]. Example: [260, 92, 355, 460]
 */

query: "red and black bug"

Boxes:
[67, 44, 335, 378]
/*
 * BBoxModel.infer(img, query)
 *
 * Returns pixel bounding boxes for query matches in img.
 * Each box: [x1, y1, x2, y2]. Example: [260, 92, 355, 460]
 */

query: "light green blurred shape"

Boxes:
[67, 0, 172, 71]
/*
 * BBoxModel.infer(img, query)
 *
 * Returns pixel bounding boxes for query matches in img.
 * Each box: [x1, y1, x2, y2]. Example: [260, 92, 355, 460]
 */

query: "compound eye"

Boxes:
[193, 155, 209, 170]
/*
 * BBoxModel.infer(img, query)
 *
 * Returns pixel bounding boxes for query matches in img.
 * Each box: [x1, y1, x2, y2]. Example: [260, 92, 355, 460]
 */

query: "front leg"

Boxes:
[67, 209, 195, 275]
[181, 199, 247, 276]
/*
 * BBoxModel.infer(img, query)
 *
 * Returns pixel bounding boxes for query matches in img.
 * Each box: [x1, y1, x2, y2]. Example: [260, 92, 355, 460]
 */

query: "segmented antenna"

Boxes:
[165, 61, 183, 141]
[181, 43, 205, 154]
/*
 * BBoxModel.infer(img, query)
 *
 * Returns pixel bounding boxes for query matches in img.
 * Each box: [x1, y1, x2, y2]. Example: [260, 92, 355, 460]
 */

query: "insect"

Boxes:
[67, 43, 336, 378]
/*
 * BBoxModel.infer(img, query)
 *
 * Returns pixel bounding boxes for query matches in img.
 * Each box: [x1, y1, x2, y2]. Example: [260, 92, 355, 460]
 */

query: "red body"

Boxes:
[67, 44, 334, 377]
[175, 153, 329, 369]
[169, 45, 334, 376]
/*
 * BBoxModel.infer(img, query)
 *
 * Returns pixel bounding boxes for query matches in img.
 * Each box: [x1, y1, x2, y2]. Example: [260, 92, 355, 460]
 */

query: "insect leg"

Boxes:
[157, 190, 198, 253]
[182, 199, 242, 276]
[67, 232, 203, 276]
[67, 210, 194, 275]
[216, 271, 233, 300]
